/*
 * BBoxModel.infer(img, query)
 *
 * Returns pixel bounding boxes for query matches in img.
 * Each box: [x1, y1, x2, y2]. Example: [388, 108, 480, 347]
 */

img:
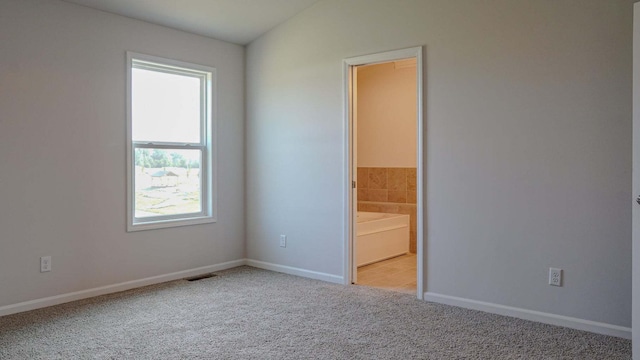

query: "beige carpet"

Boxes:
[0, 266, 631, 359]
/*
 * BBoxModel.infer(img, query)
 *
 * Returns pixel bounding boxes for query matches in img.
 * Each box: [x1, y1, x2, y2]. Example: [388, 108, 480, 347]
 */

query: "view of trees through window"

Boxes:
[134, 148, 202, 218]
[135, 149, 200, 170]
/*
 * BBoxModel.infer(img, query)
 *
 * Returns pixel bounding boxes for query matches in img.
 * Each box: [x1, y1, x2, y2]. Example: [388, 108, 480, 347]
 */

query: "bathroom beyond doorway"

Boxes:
[344, 47, 424, 297]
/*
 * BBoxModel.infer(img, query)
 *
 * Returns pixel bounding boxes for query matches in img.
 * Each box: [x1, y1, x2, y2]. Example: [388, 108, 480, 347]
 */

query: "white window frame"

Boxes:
[126, 52, 217, 232]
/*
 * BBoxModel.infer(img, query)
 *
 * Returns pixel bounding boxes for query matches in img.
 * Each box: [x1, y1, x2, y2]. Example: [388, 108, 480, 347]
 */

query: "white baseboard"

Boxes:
[4, 261, 626, 340]
[423, 292, 631, 339]
[246, 259, 344, 284]
[0, 259, 246, 317]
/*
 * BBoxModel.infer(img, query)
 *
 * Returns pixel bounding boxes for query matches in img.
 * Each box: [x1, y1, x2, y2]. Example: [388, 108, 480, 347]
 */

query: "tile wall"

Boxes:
[357, 167, 417, 253]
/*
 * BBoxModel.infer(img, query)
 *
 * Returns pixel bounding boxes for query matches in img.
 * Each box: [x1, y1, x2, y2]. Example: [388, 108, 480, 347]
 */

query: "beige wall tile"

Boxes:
[387, 168, 406, 191]
[368, 189, 388, 202]
[396, 204, 412, 215]
[410, 230, 416, 253]
[357, 167, 369, 189]
[358, 188, 369, 201]
[408, 206, 418, 253]
[407, 168, 416, 191]
[382, 204, 400, 214]
[388, 190, 407, 203]
[359, 203, 382, 213]
[407, 190, 416, 204]
[368, 168, 387, 189]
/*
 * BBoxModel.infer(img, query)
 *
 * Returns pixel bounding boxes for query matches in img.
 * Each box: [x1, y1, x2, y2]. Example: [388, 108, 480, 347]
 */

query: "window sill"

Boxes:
[127, 215, 216, 232]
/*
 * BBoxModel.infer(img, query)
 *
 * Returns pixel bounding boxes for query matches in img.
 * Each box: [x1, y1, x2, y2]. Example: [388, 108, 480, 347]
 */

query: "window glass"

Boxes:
[132, 68, 201, 144]
[134, 148, 202, 218]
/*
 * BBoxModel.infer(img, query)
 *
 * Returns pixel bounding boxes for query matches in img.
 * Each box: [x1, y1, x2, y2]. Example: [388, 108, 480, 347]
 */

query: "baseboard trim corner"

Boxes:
[246, 259, 344, 284]
[0, 259, 246, 317]
[423, 292, 631, 339]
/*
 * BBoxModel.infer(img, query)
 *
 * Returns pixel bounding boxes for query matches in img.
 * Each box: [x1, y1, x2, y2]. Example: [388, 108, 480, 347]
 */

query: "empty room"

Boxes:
[0, 0, 637, 358]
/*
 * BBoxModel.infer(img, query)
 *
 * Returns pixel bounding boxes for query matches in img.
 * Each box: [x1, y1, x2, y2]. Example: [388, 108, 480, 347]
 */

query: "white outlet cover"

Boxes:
[40, 256, 52, 272]
[549, 267, 562, 286]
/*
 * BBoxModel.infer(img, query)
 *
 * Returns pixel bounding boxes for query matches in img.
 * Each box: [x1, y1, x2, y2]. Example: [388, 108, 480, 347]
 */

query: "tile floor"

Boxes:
[356, 253, 417, 294]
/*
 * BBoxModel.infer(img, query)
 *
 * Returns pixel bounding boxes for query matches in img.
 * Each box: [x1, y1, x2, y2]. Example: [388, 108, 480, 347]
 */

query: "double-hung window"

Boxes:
[126, 52, 216, 231]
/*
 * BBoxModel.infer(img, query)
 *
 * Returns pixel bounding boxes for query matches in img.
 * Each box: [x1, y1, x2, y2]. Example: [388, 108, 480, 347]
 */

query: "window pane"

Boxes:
[132, 68, 201, 143]
[134, 148, 202, 218]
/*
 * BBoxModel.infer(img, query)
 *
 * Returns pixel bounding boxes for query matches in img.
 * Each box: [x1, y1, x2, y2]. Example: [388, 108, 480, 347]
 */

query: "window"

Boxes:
[126, 52, 216, 231]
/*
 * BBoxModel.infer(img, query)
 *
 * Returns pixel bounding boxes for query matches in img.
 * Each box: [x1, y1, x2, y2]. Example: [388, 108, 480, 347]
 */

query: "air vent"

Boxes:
[184, 273, 217, 282]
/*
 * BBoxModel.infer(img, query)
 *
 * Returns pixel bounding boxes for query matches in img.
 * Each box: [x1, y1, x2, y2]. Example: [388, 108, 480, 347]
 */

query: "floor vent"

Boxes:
[184, 273, 217, 282]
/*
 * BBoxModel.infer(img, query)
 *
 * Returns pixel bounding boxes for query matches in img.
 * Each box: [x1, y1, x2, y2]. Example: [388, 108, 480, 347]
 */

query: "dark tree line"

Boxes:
[135, 149, 200, 169]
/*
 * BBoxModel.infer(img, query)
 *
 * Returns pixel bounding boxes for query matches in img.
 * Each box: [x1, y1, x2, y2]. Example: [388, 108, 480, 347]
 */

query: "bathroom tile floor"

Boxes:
[356, 253, 417, 294]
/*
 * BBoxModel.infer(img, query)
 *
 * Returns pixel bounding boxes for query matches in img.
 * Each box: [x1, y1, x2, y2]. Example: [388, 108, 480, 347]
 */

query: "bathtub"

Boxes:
[357, 212, 410, 267]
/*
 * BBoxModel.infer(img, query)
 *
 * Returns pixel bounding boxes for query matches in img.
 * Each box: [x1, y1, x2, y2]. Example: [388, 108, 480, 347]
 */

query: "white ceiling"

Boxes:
[62, 0, 320, 45]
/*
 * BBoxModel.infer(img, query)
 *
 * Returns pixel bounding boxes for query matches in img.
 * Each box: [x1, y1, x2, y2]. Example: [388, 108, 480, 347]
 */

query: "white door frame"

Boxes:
[632, 3, 639, 357]
[342, 46, 425, 299]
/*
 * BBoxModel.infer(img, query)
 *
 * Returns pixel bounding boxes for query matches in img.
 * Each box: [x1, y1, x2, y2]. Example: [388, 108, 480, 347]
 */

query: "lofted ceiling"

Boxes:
[61, 0, 320, 45]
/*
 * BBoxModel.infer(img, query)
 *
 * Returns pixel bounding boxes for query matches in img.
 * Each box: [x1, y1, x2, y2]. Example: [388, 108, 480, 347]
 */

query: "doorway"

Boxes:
[343, 47, 424, 299]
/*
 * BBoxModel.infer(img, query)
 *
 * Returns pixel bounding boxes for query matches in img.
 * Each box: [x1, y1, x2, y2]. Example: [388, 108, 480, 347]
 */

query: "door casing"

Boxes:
[631, 3, 639, 357]
[342, 46, 424, 299]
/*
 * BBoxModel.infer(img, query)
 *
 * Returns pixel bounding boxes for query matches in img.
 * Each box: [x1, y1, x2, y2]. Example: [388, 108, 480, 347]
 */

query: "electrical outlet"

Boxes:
[549, 268, 562, 286]
[279, 235, 286, 248]
[40, 256, 51, 273]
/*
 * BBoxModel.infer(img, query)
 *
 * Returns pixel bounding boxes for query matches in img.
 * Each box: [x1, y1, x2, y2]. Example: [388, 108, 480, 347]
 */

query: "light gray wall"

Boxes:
[0, 0, 245, 307]
[246, 0, 633, 327]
